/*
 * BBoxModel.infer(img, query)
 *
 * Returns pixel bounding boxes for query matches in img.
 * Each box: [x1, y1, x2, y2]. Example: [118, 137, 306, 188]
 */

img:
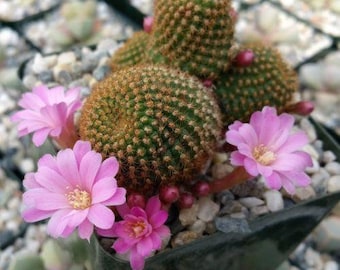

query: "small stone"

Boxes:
[93, 65, 110, 81]
[324, 261, 339, 270]
[313, 216, 340, 252]
[305, 247, 324, 269]
[276, 261, 290, 270]
[23, 75, 37, 89]
[38, 70, 53, 83]
[32, 54, 48, 74]
[19, 158, 34, 173]
[311, 168, 330, 190]
[327, 176, 340, 193]
[212, 152, 228, 164]
[325, 162, 340, 175]
[215, 216, 251, 234]
[179, 203, 198, 226]
[300, 118, 317, 142]
[250, 205, 269, 217]
[238, 197, 265, 208]
[216, 190, 235, 205]
[219, 201, 243, 215]
[230, 212, 247, 219]
[189, 219, 206, 235]
[231, 180, 259, 197]
[305, 157, 320, 174]
[263, 190, 284, 212]
[205, 221, 216, 234]
[171, 231, 199, 248]
[211, 163, 234, 179]
[81, 57, 99, 73]
[291, 186, 316, 203]
[322, 151, 337, 163]
[57, 70, 73, 85]
[43, 55, 57, 67]
[57, 52, 76, 66]
[197, 197, 220, 222]
[0, 230, 14, 248]
[303, 144, 320, 160]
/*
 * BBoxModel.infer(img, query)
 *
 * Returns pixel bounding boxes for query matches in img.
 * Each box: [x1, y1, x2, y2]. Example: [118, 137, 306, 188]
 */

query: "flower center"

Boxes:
[66, 188, 91, 210]
[128, 220, 147, 238]
[252, 144, 276, 166]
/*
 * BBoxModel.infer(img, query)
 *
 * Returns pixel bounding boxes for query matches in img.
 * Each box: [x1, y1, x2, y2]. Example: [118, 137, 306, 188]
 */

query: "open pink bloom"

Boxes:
[226, 106, 313, 194]
[98, 196, 170, 270]
[22, 140, 126, 241]
[11, 85, 81, 148]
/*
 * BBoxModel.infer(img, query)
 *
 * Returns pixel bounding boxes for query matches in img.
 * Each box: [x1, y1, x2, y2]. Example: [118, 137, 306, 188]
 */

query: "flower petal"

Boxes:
[22, 208, 54, 222]
[150, 210, 168, 228]
[137, 237, 153, 257]
[230, 151, 246, 166]
[130, 248, 145, 270]
[265, 172, 282, 190]
[88, 204, 115, 229]
[145, 195, 161, 217]
[56, 148, 81, 187]
[47, 209, 73, 238]
[101, 187, 126, 206]
[96, 157, 120, 180]
[276, 132, 309, 154]
[243, 158, 259, 176]
[113, 238, 132, 253]
[91, 177, 118, 204]
[78, 219, 94, 241]
[32, 127, 51, 146]
[79, 151, 102, 190]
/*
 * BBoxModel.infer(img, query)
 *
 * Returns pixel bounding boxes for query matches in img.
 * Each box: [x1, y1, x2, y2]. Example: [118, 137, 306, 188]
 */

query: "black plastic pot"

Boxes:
[88, 119, 340, 270]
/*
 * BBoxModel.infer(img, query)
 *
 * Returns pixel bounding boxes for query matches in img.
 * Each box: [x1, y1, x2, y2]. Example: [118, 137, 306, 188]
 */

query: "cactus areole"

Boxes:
[79, 65, 222, 195]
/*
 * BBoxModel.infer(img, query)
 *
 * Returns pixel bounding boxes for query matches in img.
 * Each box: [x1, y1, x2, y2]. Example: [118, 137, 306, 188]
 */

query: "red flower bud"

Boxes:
[234, 50, 255, 67]
[143, 16, 153, 33]
[159, 185, 180, 204]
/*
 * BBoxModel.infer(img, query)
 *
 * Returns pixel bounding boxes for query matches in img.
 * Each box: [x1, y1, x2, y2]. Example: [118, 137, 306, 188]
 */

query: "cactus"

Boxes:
[109, 31, 149, 71]
[147, 0, 235, 79]
[79, 65, 222, 194]
[215, 42, 298, 126]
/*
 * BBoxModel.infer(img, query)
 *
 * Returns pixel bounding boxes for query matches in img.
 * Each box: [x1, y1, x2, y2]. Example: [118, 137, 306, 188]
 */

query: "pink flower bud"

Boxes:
[178, 192, 195, 209]
[286, 101, 314, 116]
[127, 193, 146, 209]
[234, 49, 255, 67]
[202, 79, 213, 88]
[159, 185, 180, 204]
[229, 7, 237, 22]
[193, 181, 211, 197]
[143, 16, 153, 33]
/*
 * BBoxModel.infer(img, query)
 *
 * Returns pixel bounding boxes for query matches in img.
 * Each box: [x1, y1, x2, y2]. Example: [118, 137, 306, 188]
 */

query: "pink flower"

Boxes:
[225, 106, 312, 194]
[11, 85, 81, 148]
[22, 140, 126, 241]
[98, 196, 170, 270]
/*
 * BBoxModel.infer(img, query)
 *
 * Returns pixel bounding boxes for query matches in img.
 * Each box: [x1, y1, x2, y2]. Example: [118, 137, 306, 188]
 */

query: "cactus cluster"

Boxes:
[92, 0, 300, 195]
[215, 43, 298, 125]
[79, 65, 222, 194]
[109, 31, 149, 71]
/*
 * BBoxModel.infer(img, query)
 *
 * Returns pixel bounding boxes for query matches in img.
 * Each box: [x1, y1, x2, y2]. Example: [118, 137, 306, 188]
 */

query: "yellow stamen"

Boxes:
[252, 144, 276, 166]
[66, 188, 91, 210]
[127, 220, 147, 238]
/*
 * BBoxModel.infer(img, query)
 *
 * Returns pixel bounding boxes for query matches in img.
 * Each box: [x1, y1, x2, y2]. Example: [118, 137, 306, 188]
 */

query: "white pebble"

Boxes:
[325, 162, 340, 175]
[263, 190, 284, 212]
[57, 52, 76, 66]
[323, 151, 337, 163]
[179, 204, 198, 226]
[300, 118, 317, 142]
[197, 197, 220, 222]
[305, 157, 320, 174]
[324, 261, 339, 270]
[32, 54, 48, 74]
[238, 197, 265, 208]
[19, 158, 35, 173]
[327, 176, 340, 193]
[189, 219, 206, 235]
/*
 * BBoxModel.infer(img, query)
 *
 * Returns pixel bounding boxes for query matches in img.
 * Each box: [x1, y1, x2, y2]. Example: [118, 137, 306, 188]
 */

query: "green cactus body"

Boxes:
[215, 43, 298, 126]
[148, 0, 235, 79]
[79, 65, 222, 194]
[109, 31, 149, 71]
